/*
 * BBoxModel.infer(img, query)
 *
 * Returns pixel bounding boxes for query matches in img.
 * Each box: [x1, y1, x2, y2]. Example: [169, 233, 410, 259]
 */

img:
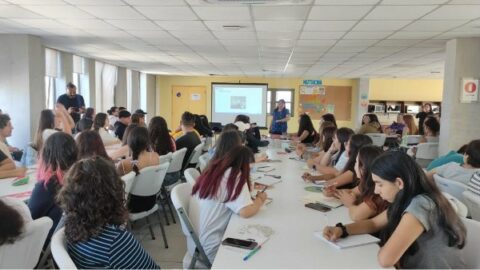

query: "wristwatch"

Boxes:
[336, 223, 349, 238]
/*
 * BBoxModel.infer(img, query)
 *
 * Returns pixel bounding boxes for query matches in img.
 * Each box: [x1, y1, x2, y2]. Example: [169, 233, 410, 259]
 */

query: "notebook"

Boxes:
[314, 232, 380, 249]
[303, 193, 343, 208]
[256, 177, 282, 186]
[256, 167, 275, 173]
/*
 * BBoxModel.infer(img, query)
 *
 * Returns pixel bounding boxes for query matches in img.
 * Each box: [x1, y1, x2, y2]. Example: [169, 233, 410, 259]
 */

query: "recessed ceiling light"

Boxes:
[222, 25, 244, 30]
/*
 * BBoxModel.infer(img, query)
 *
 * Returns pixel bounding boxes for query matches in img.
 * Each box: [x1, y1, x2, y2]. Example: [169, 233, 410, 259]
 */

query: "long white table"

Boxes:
[212, 147, 385, 269]
[0, 165, 37, 201]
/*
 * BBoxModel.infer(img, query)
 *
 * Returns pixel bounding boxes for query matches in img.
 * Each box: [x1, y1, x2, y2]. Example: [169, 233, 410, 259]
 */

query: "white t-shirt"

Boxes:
[435, 162, 480, 185]
[98, 128, 120, 145]
[42, 129, 58, 142]
[0, 141, 12, 160]
[193, 168, 253, 263]
[334, 151, 348, 172]
[108, 115, 119, 126]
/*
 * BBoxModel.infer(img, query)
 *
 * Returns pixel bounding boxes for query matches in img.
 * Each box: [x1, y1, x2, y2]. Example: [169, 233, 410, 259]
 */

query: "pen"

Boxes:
[243, 238, 269, 261]
[260, 186, 268, 193]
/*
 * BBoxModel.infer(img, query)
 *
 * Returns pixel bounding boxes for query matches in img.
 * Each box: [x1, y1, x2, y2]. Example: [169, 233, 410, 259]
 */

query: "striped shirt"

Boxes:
[468, 171, 480, 196]
[67, 224, 159, 269]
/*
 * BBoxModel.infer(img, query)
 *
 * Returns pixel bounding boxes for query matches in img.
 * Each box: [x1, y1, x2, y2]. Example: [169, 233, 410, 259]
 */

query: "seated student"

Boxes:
[131, 112, 146, 128]
[299, 125, 336, 164]
[0, 149, 26, 178]
[427, 144, 467, 171]
[314, 127, 354, 175]
[192, 145, 267, 263]
[468, 171, 480, 196]
[419, 116, 440, 143]
[292, 114, 317, 144]
[148, 116, 176, 156]
[75, 107, 95, 134]
[116, 126, 160, 213]
[320, 113, 337, 128]
[58, 157, 159, 269]
[427, 139, 480, 185]
[114, 110, 131, 141]
[335, 146, 388, 221]
[358, 114, 383, 134]
[402, 114, 419, 135]
[28, 132, 77, 240]
[385, 113, 405, 136]
[76, 131, 110, 160]
[107, 106, 119, 130]
[93, 112, 121, 146]
[0, 114, 27, 177]
[0, 114, 19, 160]
[34, 104, 74, 151]
[234, 114, 268, 153]
[175, 112, 201, 169]
[323, 151, 466, 268]
[303, 134, 372, 189]
[194, 114, 213, 138]
[0, 197, 32, 245]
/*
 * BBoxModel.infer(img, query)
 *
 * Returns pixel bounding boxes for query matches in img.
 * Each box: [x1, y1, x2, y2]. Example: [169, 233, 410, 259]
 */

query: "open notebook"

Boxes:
[303, 192, 343, 208]
[314, 231, 380, 249]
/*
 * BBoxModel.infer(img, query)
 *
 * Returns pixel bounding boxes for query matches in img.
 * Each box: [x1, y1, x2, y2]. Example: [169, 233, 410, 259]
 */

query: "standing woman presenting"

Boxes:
[270, 99, 291, 138]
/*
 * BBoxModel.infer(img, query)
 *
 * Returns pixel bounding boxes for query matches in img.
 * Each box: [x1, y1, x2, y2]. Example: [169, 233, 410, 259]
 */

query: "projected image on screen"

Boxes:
[212, 83, 268, 127]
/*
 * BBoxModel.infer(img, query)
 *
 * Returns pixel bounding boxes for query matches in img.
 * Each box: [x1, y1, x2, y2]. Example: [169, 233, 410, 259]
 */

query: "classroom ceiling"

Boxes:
[1, 0, 480, 78]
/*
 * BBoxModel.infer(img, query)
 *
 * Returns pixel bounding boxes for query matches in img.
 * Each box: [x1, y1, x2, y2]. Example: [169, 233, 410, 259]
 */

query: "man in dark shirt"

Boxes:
[114, 110, 131, 141]
[56, 82, 85, 123]
[175, 112, 201, 169]
[416, 103, 434, 135]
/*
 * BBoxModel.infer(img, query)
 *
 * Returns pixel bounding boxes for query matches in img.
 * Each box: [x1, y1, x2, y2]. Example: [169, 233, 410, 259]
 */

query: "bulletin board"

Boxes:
[298, 85, 352, 121]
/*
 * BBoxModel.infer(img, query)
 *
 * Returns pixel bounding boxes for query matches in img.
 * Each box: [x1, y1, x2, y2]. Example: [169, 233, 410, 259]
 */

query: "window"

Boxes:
[95, 61, 118, 112]
[45, 48, 60, 109]
[72, 55, 90, 107]
[267, 88, 295, 116]
[140, 72, 147, 112]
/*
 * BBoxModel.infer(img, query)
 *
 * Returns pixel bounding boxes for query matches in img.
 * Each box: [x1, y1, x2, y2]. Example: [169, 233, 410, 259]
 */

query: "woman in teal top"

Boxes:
[270, 99, 290, 136]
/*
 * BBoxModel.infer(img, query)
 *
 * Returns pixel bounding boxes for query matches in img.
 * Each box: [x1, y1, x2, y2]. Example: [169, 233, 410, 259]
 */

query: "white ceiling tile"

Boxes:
[64, 0, 124, 5]
[255, 21, 304, 32]
[256, 31, 298, 39]
[253, 5, 309, 20]
[448, 0, 480, 3]
[58, 19, 117, 30]
[336, 39, 379, 46]
[330, 46, 367, 52]
[0, 5, 45, 18]
[0, 19, 29, 28]
[403, 20, 467, 31]
[84, 29, 134, 39]
[376, 39, 420, 46]
[42, 28, 91, 37]
[343, 31, 393, 39]
[297, 39, 337, 46]
[303, 21, 357, 32]
[192, 6, 250, 21]
[22, 5, 95, 19]
[388, 31, 441, 39]
[78, 6, 144, 19]
[155, 21, 206, 31]
[125, 0, 186, 5]
[106, 20, 160, 30]
[365, 6, 437, 20]
[423, 5, 480, 20]
[309, 6, 372, 20]
[381, 0, 448, 4]
[182, 39, 221, 46]
[129, 30, 171, 39]
[204, 21, 252, 31]
[6, 0, 65, 3]
[314, 0, 379, 5]
[259, 39, 295, 47]
[213, 31, 255, 39]
[435, 31, 480, 39]
[353, 20, 411, 31]
[220, 39, 257, 46]
[9, 18, 70, 28]
[169, 30, 215, 40]
[136, 6, 197, 20]
[300, 31, 345, 39]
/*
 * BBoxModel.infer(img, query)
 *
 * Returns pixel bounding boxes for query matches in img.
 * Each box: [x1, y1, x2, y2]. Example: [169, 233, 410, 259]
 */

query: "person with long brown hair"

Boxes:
[34, 104, 74, 151]
[75, 130, 110, 160]
[192, 145, 267, 263]
[402, 114, 418, 135]
[148, 116, 176, 156]
[323, 151, 466, 268]
[58, 157, 159, 269]
[93, 112, 121, 146]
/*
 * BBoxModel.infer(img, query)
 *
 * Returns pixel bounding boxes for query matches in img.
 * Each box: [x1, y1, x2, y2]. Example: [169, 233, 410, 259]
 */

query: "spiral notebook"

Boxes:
[314, 231, 380, 249]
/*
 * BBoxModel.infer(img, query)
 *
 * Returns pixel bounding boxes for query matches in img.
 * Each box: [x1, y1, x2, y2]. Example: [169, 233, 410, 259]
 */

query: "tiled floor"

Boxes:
[132, 210, 186, 269]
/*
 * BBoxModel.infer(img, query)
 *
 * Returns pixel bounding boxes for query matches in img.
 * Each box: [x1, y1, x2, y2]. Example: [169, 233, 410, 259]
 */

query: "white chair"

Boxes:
[442, 192, 468, 218]
[366, 133, 386, 147]
[159, 152, 173, 165]
[167, 148, 187, 175]
[202, 137, 213, 152]
[128, 162, 170, 248]
[198, 153, 211, 172]
[184, 168, 200, 185]
[171, 183, 211, 269]
[0, 217, 53, 268]
[462, 218, 480, 268]
[186, 142, 205, 169]
[415, 142, 438, 168]
[161, 148, 188, 225]
[434, 174, 469, 205]
[463, 191, 480, 221]
[51, 228, 77, 269]
[121, 171, 136, 201]
[404, 135, 423, 146]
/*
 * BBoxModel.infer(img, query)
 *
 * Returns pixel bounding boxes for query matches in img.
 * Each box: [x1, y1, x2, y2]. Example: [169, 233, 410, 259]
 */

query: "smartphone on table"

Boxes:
[305, 203, 331, 212]
[222, 238, 258, 250]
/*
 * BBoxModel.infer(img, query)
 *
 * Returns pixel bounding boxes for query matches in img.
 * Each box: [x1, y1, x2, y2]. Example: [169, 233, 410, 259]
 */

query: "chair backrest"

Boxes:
[188, 142, 205, 166]
[129, 162, 170, 197]
[434, 174, 468, 205]
[463, 191, 480, 221]
[0, 217, 53, 268]
[442, 192, 468, 218]
[416, 142, 439, 160]
[462, 218, 480, 268]
[159, 152, 173, 165]
[167, 148, 187, 173]
[198, 153, 210, 172]
[184, 168, 200, 185]
[365, 133, 386, 147]
[405, 135, 422, 145]
[121, 171, 136, 201]
[171, 183, 211, 268]
[51, 227, 77, 269]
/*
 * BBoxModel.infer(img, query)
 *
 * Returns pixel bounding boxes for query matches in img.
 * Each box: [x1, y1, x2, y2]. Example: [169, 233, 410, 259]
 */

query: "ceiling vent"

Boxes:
[201, 0, 313, 5]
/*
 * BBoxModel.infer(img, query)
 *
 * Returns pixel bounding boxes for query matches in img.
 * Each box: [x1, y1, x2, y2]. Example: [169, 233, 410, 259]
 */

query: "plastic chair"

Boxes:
[415, 142, 438, 168]
[198, 153, 210, 172]
[186, 142, 205, 170]
[434, 174, 468, 205]
[0, 217, 53, 268]
[128, 162, 170, 248]
[184, 168, 200, 186]
[160, 152, 173, 165]
[202, 137, 212, 152]
[167, 148, 187, 175]
[51, 228, 77, 269]
[463, 191, 480, 221]
[462, 218, 480, 268]
[365, 133, 386, 147]
[121, 172, 136, 202]
[404, 135, 423, 146]
[442, 192, 468, 218]
[171, 183, 211, 269]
